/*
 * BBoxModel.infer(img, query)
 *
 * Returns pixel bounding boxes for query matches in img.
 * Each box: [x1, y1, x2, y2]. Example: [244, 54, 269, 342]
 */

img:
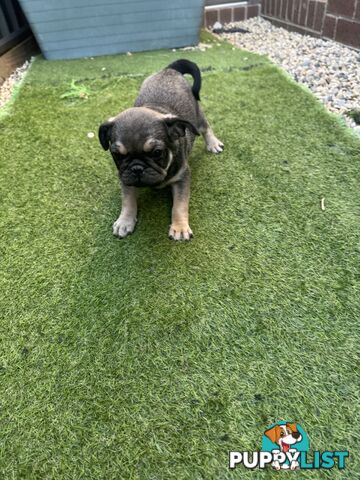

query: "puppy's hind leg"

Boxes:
[197, 105, 224, 154]
[113, 183, 138, 238]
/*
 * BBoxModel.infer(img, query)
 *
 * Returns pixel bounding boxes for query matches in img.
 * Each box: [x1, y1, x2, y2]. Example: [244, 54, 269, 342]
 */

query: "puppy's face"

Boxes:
[99, 107, 198, 187]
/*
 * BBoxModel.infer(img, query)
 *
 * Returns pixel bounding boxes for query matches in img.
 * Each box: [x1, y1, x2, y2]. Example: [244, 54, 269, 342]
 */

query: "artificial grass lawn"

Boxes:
[0, 32, 359, 479]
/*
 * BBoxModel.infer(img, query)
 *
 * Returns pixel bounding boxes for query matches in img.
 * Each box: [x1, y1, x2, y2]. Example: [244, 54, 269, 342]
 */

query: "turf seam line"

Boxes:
[26, 63, 269, 87]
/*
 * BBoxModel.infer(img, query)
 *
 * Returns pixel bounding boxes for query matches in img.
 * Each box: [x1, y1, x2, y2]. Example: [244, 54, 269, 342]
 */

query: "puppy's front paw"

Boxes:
[206, 135, 224, 154]
[168, 223, 193, 241]
[113, 216, 137, 238]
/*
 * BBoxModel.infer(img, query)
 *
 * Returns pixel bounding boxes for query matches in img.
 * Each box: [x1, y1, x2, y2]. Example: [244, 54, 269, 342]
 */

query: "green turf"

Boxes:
[0, 33, 359, 479]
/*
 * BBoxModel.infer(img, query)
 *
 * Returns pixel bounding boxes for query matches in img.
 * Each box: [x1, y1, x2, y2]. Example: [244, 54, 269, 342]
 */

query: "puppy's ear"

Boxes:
[164, 117, 200, 141]
[264, 425, 280, 444]
[98, 120, 114, 150]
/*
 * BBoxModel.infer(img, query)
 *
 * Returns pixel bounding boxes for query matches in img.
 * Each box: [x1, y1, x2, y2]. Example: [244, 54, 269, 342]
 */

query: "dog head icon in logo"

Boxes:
[262, 421, 309, 470]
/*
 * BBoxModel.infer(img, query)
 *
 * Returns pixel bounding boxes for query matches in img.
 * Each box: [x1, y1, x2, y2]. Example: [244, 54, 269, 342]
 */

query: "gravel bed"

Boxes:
[0, 60, 32, 110]
[217, 17, 360, 133]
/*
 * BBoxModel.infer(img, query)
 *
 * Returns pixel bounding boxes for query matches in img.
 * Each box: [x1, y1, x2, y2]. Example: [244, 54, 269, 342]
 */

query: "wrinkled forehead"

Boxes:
[111, 110, 166, 151]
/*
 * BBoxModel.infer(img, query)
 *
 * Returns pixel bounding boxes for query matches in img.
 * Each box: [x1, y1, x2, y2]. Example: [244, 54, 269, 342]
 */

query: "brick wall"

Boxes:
[204, 1, 261, 28]
[261, 0, 360, 48]
[325, 0, 360, 47]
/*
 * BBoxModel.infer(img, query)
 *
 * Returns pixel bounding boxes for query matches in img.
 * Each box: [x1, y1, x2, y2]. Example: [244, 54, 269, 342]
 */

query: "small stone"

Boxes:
[334, 99, 346, 108]
[213, 21, 222, 30]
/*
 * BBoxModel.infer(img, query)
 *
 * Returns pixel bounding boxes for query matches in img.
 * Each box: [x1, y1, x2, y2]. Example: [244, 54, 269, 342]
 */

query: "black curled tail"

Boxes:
[167, 59, 201, 101]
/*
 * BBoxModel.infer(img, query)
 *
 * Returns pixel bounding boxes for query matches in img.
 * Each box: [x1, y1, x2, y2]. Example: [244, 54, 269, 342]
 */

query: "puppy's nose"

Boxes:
[292, 431, 301, 439]
[131, 165, 144, 175]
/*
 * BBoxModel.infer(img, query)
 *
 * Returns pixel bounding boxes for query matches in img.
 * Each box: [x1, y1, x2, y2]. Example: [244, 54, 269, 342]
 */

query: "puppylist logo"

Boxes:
[229, 421, 349, 471]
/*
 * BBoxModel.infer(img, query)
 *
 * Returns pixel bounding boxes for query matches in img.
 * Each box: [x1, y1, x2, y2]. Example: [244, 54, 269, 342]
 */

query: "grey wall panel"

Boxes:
[34, 8, 199, 33]
[43, 33, 199, 60]
[25, 0, 198, 12]
[39, 21, 201, 46]
[19, 0, 204, 59]
[27, 3, 198, 22]
[42, 26, 200, 52]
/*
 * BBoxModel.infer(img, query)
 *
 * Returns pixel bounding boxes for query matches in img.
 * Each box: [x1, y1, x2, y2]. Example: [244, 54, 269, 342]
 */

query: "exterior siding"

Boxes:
[18, 0, 204, 59]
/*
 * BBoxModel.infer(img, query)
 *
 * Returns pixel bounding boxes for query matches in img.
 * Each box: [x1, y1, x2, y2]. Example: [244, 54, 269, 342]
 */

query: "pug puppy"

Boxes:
[99, 59, 223, 240]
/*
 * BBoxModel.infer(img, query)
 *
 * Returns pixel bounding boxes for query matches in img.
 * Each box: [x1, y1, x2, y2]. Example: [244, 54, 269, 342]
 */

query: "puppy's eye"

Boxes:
[149, 148, 163, 158]
[113, 152, 128, 161]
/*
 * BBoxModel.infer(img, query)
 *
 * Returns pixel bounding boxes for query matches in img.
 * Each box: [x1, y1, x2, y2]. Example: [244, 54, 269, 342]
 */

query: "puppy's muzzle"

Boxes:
[130, 164, 144, 176]
[122, 160, 166, 187]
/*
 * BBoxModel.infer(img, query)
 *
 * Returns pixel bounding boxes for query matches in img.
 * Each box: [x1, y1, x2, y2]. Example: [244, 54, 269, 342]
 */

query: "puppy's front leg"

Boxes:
[169, 170, 193, 241]
[113, 183, 138, 238]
